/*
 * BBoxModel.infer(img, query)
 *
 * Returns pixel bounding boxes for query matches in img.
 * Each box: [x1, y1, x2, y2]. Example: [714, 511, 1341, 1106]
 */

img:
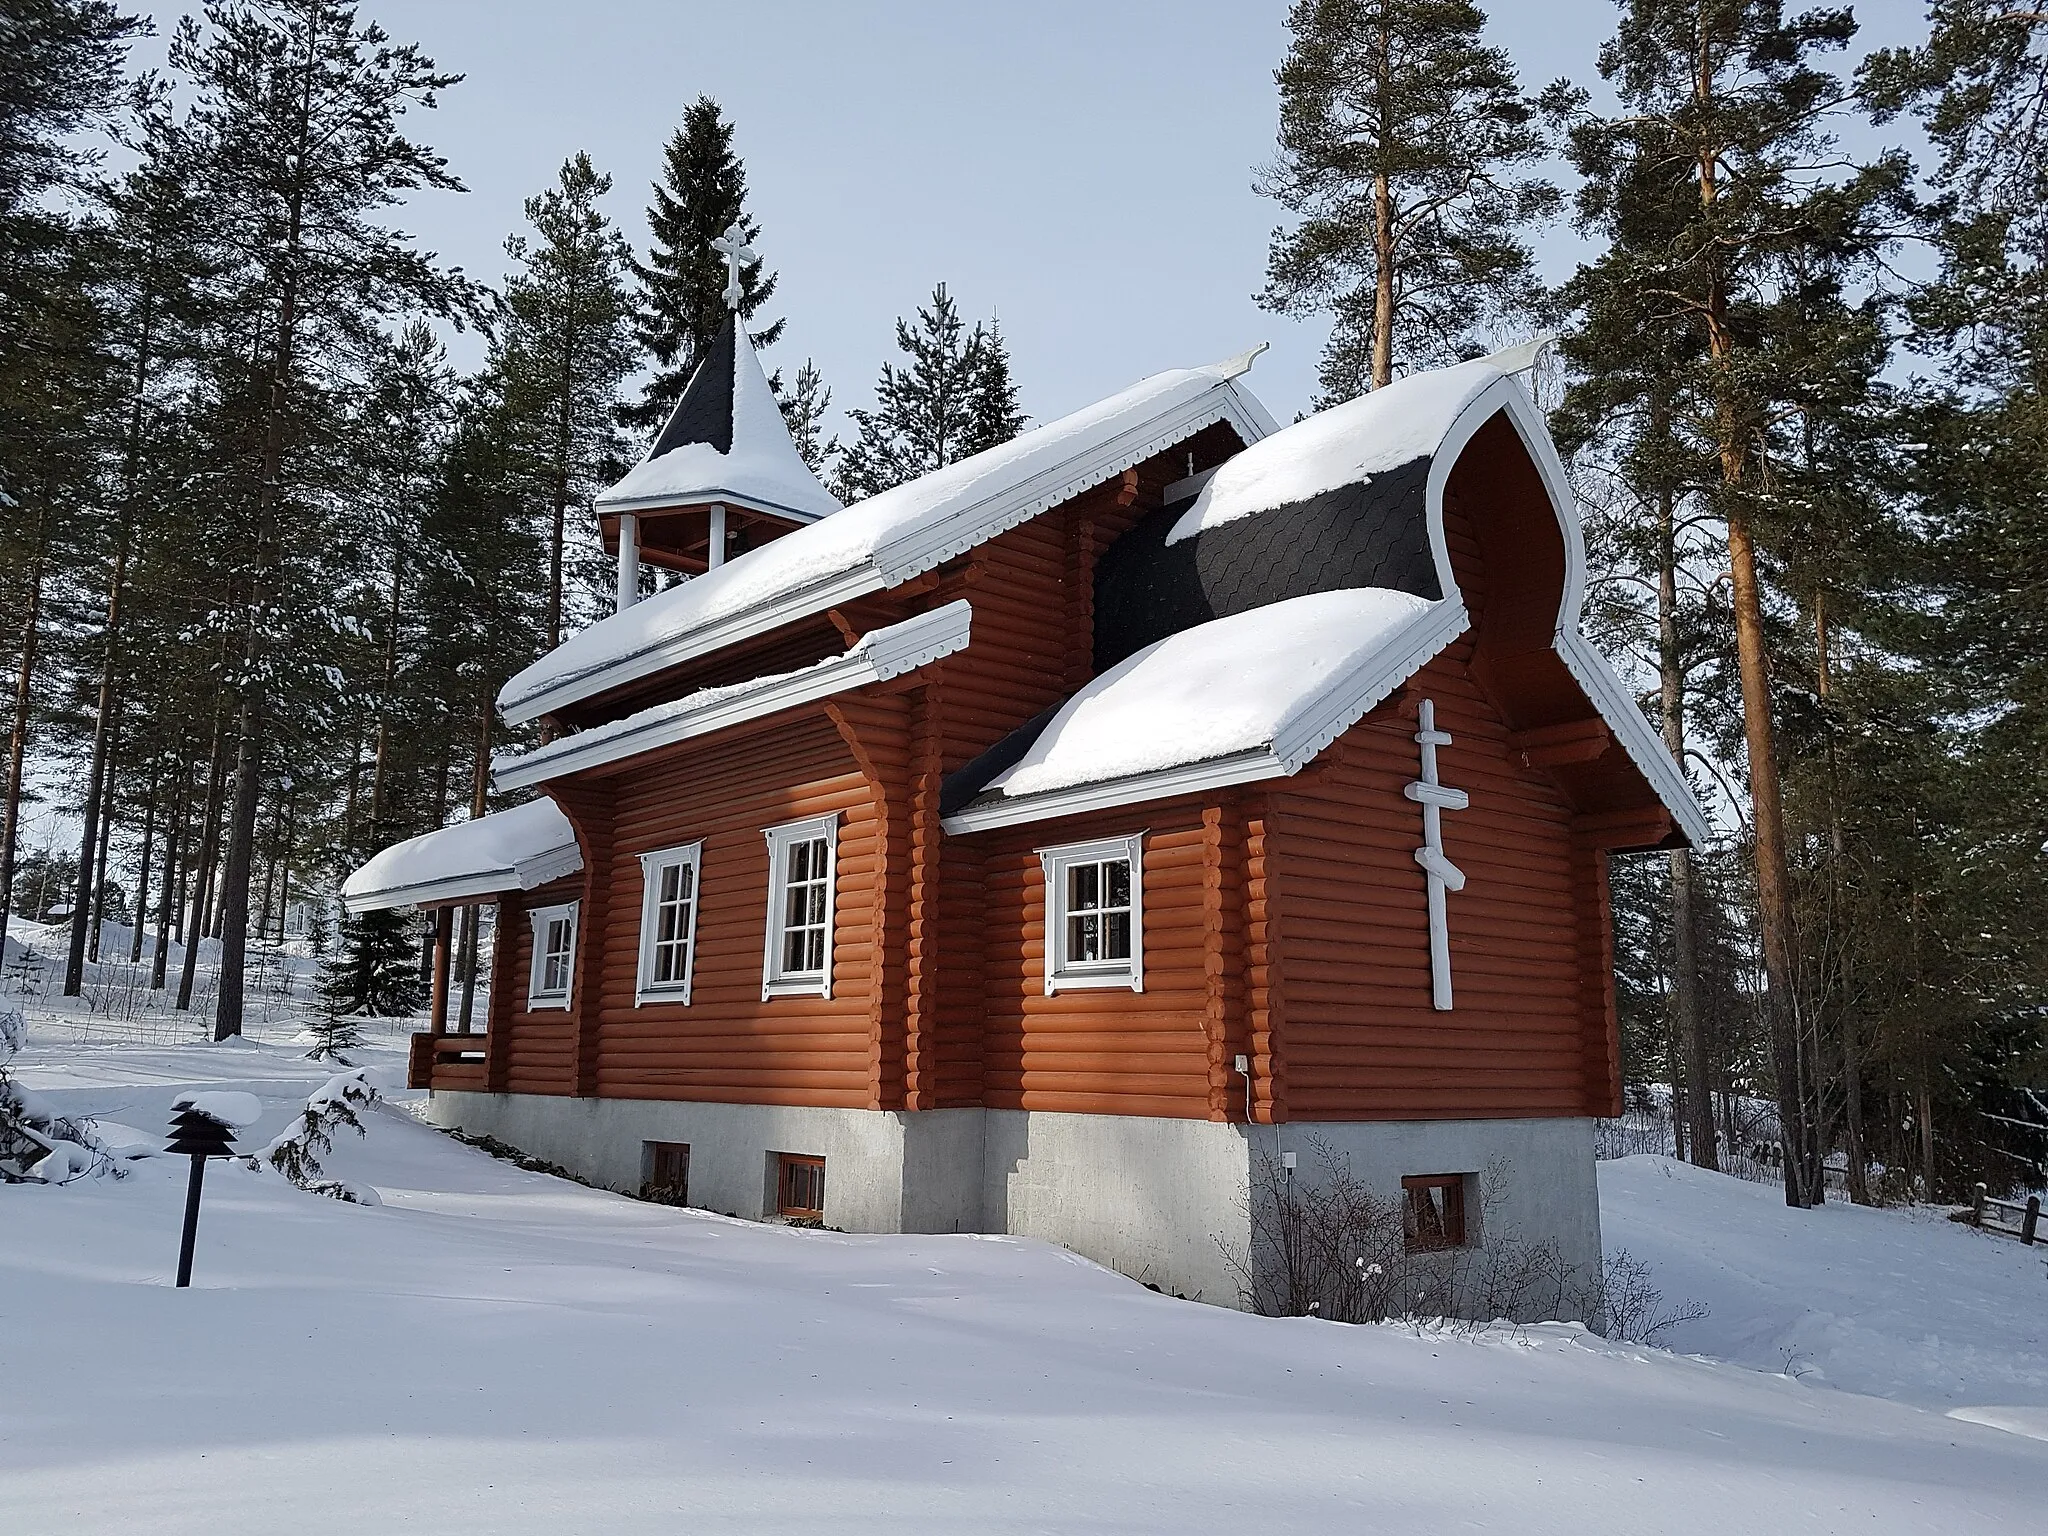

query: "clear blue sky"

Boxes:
[148, 0, 1928, 436]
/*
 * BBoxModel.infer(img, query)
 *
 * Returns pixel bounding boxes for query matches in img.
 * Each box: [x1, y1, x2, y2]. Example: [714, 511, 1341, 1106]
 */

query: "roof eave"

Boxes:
[500, 377, 1277, 727]
[593, 483, 837, 524]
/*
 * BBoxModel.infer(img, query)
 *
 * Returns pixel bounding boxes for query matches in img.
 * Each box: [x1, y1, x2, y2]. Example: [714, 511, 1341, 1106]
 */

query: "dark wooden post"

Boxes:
[429, 905, 454, 1036]
[1973, 1181, 1988, 1227]
[2023, 1195, 2041, 1246]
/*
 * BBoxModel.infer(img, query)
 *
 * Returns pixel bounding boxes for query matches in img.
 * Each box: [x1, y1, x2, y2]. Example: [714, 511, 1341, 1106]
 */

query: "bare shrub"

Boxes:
[1222, 1136, 1708, 1341]
[1598, 1248, 1710, 1345]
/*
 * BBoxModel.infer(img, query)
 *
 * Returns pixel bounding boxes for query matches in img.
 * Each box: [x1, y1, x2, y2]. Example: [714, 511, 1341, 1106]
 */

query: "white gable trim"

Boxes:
[500, 380, 1275, 726]
[1424, 380, 1711, 848]
[495, 602, 972, 792]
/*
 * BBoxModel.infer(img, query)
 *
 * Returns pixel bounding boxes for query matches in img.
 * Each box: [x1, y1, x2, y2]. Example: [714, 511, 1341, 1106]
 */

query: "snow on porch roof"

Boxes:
[942, 587, 1461, 832]
[341, 799, 582, 915]
[498, 349, 1278, 726]
[595, 313, 842, 524]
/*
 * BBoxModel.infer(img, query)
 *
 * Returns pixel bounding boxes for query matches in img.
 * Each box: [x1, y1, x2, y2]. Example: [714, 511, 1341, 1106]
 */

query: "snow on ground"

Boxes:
[5, 1036, 2046, 1534]
[1600, 1154, 2048, 1429]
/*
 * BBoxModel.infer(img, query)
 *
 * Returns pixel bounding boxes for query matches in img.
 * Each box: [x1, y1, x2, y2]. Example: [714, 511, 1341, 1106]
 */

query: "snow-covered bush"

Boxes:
[0, 1008, 113, 1183]
[261, 1069, 381, 1204]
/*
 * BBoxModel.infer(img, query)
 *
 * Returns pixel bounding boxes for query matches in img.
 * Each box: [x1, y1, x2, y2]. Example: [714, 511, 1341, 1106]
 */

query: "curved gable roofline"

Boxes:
[1425, 374, 1709, 846]
[946, 350, 1710, 846]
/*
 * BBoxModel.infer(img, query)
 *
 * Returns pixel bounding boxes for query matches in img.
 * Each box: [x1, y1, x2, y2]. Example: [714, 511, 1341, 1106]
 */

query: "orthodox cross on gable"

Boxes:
[710, 221, 755, 311]
[1404, 698, 1468, 1011]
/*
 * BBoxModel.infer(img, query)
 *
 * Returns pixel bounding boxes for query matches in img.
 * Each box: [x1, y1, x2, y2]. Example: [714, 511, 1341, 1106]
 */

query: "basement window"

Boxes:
[777, 1153, 826, 1222]
[635, 841, 704, 1005]
[762, 814, 838, 999]
[1402, 1173, 1470, 1252]
[1038, 833, 1144, 994]
[641, 1141, 690, 1207]
[526, 901, 579, 1010]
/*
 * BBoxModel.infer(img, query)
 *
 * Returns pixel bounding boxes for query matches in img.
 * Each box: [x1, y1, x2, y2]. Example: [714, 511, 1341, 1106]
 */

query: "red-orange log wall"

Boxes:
[467, 417, 1636, 1123]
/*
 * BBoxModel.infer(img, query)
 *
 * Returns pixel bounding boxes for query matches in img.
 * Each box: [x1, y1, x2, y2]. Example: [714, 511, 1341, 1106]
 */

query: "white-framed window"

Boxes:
[527, 900, 579, 1010]
[635, 841, 704, 1005]
[762, 814, 838, 999]
[1039, 833, 1144, 994]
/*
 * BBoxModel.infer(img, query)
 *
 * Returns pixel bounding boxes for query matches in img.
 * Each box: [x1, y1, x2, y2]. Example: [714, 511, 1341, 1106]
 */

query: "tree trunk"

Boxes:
[213, 699, 263, 1040]
[1815, 590, 1869, 1202]
[0, 501, 49, 970]
[88, 741, 118, 963]
[130, 767, 159, 962]
[368, 538, 403, 835]
[65, 528, 130, 994]
[1655, 411, 1717, 1169]
[176, 729, 228, 1011]
[456, 700, 491, 1031]
[1694, 62, 1818, 1207]
[151, 756, 188, 989]
[1369, 19, 1395, 392]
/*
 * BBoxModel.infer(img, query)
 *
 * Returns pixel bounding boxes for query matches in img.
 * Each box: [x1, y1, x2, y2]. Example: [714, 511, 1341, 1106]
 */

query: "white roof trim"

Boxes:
[499, 365, 1276, 726]
[340, 799, 582, 915]
[941, 600, 1469, 835]
[595, 485, 832, 524]
[493, 600, 973, 791]
[945, 749, 1288, 834]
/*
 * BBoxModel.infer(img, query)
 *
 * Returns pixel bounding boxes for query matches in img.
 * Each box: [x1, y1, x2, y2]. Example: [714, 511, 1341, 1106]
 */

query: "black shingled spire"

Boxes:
[646, 313, 738, 460]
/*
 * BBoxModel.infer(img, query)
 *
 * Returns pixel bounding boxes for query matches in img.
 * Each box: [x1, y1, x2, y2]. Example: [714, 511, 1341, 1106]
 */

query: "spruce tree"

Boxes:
[316, 905, 421, 1026]
[1258, 0, 1558, 400]
[835, 285, 1026, 500]
[495, 151, 640, 653]
[626, 96, 781, 433]
[780, 358, 839, 477]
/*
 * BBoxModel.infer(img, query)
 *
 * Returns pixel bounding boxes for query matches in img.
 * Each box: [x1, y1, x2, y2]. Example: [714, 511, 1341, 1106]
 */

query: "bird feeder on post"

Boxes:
[165, 1096, 251, 1288]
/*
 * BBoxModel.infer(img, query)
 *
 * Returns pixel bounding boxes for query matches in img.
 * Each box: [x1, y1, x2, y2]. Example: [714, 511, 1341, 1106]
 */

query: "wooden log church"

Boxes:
[345, 279, 1706, 1307]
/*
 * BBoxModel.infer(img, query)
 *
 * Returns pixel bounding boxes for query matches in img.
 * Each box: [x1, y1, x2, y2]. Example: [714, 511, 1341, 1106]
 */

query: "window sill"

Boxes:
[633, 986, 693, 1008]
[1045, 968, 1142, 995]
[762, 975, 831, 1001]
[527, 994, 571, 1012]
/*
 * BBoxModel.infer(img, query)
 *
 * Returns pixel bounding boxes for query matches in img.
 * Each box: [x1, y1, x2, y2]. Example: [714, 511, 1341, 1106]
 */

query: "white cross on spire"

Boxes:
[709, 221, 755, 311]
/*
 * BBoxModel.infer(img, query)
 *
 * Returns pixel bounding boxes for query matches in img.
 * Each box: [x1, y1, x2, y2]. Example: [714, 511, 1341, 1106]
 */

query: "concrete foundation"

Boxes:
[426, 1090, 1600, 1313]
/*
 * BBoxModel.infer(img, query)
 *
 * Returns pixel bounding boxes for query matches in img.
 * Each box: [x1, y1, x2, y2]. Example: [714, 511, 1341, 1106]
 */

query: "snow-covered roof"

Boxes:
[1165, 354, 1514, 546]
[596, 314, 842, 524]
[494, 602, 973, 791]
[341, 799, 582, 914]
[945, 589, 1463, 831]
[943, 338, 1710, 845]
[499, 350, 1277, 725]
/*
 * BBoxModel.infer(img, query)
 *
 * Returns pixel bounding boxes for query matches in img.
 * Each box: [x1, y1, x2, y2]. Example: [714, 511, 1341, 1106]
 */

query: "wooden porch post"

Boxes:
[429, 905, 454, 1035]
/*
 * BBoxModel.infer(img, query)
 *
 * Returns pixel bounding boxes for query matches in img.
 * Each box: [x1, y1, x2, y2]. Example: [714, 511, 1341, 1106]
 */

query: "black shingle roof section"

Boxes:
[646, 314, 737, 460]
[1091, 454, 1439, 673]
[942, 451, 1446, 818]
[939, 703, 1063, 816]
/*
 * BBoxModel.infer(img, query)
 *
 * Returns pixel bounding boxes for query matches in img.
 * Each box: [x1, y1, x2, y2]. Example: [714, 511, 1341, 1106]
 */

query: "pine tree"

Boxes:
[835, 285, 1026, 500]
[167, 0, 475, 1041]
[1550, 0, 1913, 1206]
[1258, 0, 1558, 401]
[626, 96, 781, 433]
[496, 151, 640, 653]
